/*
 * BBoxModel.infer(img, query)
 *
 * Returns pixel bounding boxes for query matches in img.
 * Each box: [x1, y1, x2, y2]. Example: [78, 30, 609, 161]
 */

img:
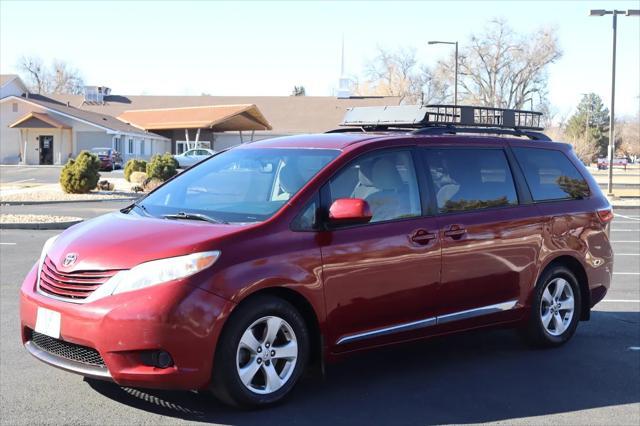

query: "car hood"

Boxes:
[46, 212, 249, 272]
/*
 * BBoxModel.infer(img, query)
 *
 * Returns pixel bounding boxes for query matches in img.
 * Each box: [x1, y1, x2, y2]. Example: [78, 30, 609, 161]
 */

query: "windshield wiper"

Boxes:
[124, 201, 152, 217]
[163, 211, 228, 224]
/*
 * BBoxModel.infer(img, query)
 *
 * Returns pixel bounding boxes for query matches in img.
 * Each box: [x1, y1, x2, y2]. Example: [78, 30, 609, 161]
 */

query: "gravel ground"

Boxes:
[0, 178, 139, 203]
[0, 214, 82, 223]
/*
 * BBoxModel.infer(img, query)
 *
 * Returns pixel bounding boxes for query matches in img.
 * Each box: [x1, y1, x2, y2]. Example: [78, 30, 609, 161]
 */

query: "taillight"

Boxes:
[597, 208, 614, 224]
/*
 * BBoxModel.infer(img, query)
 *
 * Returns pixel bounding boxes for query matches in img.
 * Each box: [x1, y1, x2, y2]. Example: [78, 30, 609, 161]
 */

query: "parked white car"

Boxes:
[173, 148, 215, 168]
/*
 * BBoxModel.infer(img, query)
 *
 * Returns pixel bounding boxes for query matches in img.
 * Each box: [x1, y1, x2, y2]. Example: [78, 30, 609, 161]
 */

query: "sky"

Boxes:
[1, 0, 639, 119]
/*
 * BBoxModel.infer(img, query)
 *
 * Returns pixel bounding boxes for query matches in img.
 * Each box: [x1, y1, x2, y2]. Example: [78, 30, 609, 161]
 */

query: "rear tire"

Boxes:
[211, 295, 309, 408]
[523, 265, 582, 348]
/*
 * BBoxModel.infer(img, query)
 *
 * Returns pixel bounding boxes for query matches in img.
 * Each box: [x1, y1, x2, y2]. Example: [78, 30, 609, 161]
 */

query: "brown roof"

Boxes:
[9, 112, 71, 129]
[10, 95, 168, 139]
[118, 104, 272, 131]
[46, 94, 402, 134]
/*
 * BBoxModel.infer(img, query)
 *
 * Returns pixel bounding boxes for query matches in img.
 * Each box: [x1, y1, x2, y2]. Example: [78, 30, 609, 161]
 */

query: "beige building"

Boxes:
[1, 74, 401, 164]
[1, 95, 169, 165]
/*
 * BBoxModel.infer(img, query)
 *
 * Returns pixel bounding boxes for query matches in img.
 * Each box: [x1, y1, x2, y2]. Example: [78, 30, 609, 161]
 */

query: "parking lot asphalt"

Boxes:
[0, 208, 638, 425]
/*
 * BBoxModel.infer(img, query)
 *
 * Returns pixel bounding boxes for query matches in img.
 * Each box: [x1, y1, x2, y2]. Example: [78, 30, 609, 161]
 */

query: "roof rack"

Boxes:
[333, 104, 549, 140]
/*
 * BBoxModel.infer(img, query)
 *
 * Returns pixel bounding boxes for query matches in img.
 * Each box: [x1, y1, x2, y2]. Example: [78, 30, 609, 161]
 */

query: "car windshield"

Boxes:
[138, 148, 339, 223]
[92, 149, 110, 156]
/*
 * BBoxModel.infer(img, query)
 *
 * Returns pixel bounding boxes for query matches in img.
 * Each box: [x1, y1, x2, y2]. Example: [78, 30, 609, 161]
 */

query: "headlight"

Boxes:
[40, 235, 59, 263]
[87, 251, 220, 300]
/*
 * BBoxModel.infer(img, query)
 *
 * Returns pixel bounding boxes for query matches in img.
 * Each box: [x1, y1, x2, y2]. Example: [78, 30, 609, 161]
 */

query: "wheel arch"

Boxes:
[540, 255, 590, 321]
[229, 287, 324, 367]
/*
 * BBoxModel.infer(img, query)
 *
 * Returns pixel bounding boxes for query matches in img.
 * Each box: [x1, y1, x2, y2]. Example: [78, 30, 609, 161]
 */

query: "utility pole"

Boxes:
[589, 8, 639, 195]
[428, 40, 459, 106]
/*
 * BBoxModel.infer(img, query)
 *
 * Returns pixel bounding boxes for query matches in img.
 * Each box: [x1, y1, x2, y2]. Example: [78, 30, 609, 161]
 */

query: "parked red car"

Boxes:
[91, 147, 123, 171]
[20, 106, 613, 408]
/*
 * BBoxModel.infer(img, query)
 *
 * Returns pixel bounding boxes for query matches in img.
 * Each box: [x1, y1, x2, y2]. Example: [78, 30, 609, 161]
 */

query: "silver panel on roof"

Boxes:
[341, 105, 428, 126]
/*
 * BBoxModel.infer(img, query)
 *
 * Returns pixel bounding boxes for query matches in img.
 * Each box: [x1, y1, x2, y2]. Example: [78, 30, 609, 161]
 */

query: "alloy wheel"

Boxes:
[235, 316, 298, 395]
[540, 277, 575, 336]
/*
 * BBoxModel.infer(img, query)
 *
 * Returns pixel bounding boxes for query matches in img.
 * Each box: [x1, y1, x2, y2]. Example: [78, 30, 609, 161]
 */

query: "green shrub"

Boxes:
[146, 153, 178, 181]
[59, 151, 101, 194]
[124, 159, 147, 182]
[129, 171, 148, 185]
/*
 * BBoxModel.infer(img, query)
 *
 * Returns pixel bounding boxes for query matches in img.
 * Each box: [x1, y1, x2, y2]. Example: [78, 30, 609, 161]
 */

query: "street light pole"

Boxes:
[428, 40, 458, 106]
[454, 41, 458, 107]
[608, 12, 617, 195]
[589, 8, 639, 196]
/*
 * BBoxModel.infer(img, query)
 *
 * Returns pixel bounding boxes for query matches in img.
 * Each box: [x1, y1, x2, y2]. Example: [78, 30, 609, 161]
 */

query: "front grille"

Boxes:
[38, 256, 119, 301]
[30, 330, 105, 367]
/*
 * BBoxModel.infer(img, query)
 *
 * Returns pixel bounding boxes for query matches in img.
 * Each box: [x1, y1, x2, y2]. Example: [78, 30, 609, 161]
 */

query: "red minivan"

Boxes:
[20, 106, 613, 408]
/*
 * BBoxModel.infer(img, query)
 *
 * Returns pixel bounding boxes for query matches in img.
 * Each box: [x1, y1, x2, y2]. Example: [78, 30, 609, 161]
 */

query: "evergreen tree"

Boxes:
[565, 93, 610, 157]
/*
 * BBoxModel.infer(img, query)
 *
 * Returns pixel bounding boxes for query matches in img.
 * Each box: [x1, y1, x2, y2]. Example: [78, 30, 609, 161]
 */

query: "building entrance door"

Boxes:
[39, 136, 54, 165]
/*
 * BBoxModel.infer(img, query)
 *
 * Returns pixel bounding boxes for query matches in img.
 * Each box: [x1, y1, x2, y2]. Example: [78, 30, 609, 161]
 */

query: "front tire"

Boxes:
[524, 266, 582, 347]
[211, 295, 309, 408]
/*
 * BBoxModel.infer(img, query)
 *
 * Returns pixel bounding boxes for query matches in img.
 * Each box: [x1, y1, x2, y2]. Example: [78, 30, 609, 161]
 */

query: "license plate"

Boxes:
[35, 307, 61, 339]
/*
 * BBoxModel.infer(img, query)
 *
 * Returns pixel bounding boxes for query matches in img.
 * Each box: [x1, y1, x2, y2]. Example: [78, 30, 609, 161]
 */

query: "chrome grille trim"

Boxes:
[36, 256, 120, 303]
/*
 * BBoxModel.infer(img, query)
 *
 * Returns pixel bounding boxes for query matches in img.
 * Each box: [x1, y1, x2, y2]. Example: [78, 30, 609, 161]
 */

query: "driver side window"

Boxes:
[328, 150, 421, 224]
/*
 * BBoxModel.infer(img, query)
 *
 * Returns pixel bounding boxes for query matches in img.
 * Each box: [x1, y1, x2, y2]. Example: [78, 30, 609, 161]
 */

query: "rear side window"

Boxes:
[424, 148, 518, 213]
[512, 147, 590, 201]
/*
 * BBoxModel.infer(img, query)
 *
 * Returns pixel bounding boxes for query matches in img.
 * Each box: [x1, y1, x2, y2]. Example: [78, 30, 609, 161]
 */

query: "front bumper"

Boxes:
[20, 264, 233, 390]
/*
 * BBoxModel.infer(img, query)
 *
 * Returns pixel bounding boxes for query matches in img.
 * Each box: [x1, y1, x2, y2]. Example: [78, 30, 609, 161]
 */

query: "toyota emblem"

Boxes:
[63, 253, 78, 267]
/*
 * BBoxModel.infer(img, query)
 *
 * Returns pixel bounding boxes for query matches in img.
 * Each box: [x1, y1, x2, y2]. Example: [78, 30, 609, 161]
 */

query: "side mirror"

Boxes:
[328, 198, 372, 225]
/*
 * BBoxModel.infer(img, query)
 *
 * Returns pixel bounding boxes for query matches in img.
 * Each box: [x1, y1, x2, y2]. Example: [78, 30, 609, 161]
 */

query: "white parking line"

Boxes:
[0, 242, 16, 245]
[613, 272, 640, 275]
[611, 229, 640, 231]
[3, 178, 35, 185]
[601, 299, 640, 303]
[615, 214, 640, 221]
[616, 253, 640, 256]
[612, 241, 640, 243]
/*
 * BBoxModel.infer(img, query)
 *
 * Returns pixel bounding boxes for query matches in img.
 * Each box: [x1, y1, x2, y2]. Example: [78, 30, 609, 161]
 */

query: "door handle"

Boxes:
[410, 229, 437, 245]
[443, 225, 467, 240]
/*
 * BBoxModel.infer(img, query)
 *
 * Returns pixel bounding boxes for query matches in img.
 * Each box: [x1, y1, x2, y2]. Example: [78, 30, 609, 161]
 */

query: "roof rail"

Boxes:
[335, 105, 547, 138]
[412, 126, 551, 141]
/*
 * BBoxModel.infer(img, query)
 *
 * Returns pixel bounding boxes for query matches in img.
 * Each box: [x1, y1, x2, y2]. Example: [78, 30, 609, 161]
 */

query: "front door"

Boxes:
[39, 135, 54, 165]
[321, 148, 441, 351]
[422, 145, 539, 325]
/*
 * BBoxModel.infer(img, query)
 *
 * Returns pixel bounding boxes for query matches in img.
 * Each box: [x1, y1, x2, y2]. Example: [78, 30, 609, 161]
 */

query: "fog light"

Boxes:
[140, 350, 174, 368]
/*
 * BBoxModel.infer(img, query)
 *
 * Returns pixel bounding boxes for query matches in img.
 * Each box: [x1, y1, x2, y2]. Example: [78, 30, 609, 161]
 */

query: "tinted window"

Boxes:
[328, 150, 421, 223]
[140, 148, 338, 223]
[424, 148, 518, 213]
[512, 147, 590, 201]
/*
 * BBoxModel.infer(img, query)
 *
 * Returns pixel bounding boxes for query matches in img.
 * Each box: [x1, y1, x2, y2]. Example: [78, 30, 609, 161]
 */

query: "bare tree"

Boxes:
[616, 115, 640, 161]
[51, 60, 84, 94]
[356, 46, 446, 104]
[18, 56, 84, 95]
[569, 132, 600, 165]
[18, 56, 49, 94]
[434, 19, 562, 109]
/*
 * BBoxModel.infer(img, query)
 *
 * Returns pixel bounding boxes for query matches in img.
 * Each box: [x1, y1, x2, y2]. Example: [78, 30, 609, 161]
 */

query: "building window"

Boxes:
[12, 103, 18, 112]
[128, 138, 134, 155]
[113, 137, 122, 153]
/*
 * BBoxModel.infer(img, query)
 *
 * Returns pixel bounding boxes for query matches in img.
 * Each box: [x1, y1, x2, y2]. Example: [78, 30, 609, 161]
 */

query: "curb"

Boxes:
[0, 219, 83, 230]
[0, 197, 137, 206]
[612, 204, 640, 210]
